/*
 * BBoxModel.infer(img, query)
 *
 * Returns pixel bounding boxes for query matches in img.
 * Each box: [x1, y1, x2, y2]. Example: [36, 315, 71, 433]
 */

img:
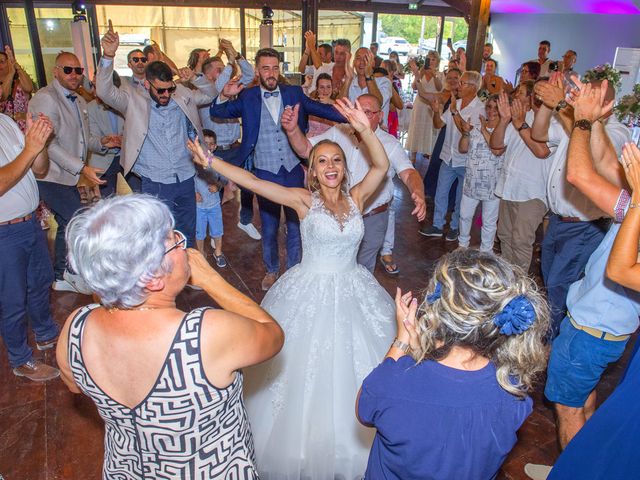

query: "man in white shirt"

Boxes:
[489, 82, 552, 272]
[532, 76, 630, 335]
[421, 71, 485, 242]
[0, 113, 60, 382]
[283, 94, 426, 272]
[309, 38, 350, 96]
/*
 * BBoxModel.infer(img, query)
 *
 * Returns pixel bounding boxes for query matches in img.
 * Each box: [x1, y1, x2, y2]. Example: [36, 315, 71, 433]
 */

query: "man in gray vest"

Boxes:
[210, 48, 345, 290]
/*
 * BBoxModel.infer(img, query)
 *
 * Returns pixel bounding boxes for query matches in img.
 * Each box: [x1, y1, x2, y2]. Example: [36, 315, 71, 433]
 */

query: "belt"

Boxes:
[558, 216, 583, 223]
[218, 141, 241, 151]
[362, 202, 390, 219]
[568, 314, 630, 342]
[0, 213, 33, 226]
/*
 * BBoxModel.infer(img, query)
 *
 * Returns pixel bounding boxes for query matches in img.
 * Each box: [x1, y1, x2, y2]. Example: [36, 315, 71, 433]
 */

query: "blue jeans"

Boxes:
[432, 162, 465, 230]
[0, 216, 58, 368]
[99, 155, 121, 198]
[141, 175, 197, 248]
[37, 181, 83, 279]
[541, 215, 609, 336]
[255, 165, 304, 273]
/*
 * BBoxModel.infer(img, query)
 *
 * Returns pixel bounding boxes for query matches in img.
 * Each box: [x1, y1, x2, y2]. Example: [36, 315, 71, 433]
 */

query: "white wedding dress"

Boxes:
[243, 191, 395, 480]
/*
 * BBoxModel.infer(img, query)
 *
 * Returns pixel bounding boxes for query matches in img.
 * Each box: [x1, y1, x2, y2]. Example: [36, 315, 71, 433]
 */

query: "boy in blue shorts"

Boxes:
[195, 130, 226, 267]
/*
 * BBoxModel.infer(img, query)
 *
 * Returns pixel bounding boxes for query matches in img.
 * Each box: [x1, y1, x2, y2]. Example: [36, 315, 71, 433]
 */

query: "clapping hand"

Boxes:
[621, 143, 640, 194]
[511, 98, 526, 129]
[24, 113, 53, 156]
[334, 97, 370, 134]
[395, 288, 420, 353]
[304, 31, 316, 51]
[101, 19, 119, 57]
[497, 91, 512, 122]
[479, 114, 488, 132]
[569, 79, 613, 123]
[364, 49, 375, 78]
[222, 78, 244, 98]
[534, 74, 565, 109]
[459, 116, 473, 134]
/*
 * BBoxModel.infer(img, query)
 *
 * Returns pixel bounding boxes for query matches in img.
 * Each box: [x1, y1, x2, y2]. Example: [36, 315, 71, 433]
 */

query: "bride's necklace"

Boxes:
[105, 305, 171, 313]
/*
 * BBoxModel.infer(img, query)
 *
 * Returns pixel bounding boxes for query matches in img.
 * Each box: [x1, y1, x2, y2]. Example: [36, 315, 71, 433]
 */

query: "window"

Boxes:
[33, 7, 75, 84]
[6, 7, 38, 86]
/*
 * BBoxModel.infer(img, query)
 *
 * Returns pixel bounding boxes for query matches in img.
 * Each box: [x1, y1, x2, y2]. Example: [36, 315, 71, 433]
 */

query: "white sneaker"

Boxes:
[52, 270, 92, 295]
[237, 222, 261, 240]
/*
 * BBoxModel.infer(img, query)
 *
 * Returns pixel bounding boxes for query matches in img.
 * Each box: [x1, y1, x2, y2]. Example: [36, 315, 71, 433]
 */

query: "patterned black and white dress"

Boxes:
[68, 305, 258, 480]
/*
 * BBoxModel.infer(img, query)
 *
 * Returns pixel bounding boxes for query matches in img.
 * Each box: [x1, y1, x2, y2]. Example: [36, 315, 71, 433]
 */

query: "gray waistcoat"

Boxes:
[254, 100, 300, 174]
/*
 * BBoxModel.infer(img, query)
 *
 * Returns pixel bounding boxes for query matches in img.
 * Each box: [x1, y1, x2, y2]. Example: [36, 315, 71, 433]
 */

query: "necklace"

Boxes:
[105, 305, 171, 313]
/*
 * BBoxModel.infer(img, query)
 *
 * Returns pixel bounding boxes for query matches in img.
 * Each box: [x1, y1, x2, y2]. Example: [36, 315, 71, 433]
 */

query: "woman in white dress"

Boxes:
[406, 51, 444, 162]
[188, 98, 396, 479]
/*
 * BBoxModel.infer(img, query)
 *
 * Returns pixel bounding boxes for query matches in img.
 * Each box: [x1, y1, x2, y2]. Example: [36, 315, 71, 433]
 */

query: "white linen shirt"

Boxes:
[347, 77, 393, 129]
[440, 96, 486, 168]
[546, 114, 631, 220]
[311, 124, 414, 214]
[494, 110, 551, 204]
[0, 114, 39, 221]
[308, 62, 335, 94]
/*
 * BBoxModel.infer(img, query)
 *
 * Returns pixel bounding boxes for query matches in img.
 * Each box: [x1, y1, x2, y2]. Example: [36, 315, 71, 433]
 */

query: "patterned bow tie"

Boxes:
[66, 94, 77, 103]
[263, 91, 279, 98]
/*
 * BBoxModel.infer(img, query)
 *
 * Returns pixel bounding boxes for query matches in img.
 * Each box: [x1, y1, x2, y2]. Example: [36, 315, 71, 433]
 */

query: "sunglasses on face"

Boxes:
[130, 57, 148, 64]
[57, 66, 84, 75]
[150, 83, 177, 95]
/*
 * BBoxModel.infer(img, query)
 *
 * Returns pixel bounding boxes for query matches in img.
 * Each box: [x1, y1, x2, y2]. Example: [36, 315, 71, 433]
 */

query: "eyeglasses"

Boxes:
[460, 81, 475, 86]
[130, 57, 148, 64]
[363, 109, 381, 117]
[150, 83, 177, 95]
[164, 230, 186, 255]
[57, 66, 84, 75]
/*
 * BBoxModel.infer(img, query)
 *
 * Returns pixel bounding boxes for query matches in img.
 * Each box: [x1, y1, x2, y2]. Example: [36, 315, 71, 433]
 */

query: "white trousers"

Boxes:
[458, 194, 500, 252]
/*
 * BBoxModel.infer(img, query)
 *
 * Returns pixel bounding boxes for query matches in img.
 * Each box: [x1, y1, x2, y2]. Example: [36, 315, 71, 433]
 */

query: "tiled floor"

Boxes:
[0, 155, 635, 479]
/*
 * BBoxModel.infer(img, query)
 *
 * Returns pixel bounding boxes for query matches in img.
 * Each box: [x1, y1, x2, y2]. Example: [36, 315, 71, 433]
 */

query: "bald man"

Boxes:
[29, 52, 116, 294]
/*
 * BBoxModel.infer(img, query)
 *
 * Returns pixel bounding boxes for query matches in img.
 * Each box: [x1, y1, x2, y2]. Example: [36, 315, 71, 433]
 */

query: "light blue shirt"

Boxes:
[194, 168, 221, 209]
[133, 99, 195, 183]
[567, 215, 640, 336]
[199, 60, 255, 146]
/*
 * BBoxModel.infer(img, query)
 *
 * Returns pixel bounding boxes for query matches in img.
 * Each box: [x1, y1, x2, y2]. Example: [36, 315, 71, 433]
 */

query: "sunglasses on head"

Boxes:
[150, 83, 177, 95]
[131, 57, 148, 64]
[57, 66, 84, 75]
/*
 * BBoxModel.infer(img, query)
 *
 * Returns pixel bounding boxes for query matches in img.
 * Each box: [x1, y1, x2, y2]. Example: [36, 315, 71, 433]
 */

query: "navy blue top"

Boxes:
[358, 355, 532, 480]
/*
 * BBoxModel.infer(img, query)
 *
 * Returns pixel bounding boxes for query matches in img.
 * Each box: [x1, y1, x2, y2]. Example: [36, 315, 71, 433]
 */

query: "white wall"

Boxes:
[489, 13, 640, 83]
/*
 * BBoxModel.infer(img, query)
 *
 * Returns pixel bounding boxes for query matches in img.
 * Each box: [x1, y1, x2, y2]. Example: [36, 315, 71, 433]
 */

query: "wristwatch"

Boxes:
[555, 99, 568, 112]
[365, 76, 373, 82]
[517, 122, 530, 132]
[574, 119, 593, 131]
[235, 53, 243, 61]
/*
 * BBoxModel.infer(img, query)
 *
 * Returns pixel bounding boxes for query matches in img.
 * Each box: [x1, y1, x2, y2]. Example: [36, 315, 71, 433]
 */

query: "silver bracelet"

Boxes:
[392, 338, 411, 354]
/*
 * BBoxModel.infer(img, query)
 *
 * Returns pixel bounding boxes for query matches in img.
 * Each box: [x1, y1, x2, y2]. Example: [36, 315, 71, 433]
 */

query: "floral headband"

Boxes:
[426, 282, 535, 335]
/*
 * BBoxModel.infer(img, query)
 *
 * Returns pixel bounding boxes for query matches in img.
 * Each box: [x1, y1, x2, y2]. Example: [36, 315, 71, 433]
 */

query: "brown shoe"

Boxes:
[36, 336, 58, 351]
[13, 360, 60, 382]
[261, 272, 278, 291]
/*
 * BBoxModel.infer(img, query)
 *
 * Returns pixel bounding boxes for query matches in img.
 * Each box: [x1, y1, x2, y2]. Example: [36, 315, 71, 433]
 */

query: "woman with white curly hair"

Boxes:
[55, 194, 284, 479]
[357, 249, 550, 480]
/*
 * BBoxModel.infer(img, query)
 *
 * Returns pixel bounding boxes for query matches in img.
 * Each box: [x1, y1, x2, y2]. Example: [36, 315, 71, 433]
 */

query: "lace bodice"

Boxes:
[299, 191, 363, 273]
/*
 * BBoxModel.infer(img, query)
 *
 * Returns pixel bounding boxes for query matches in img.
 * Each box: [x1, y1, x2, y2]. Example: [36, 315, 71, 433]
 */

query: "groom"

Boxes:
[210, 48, 345, 290]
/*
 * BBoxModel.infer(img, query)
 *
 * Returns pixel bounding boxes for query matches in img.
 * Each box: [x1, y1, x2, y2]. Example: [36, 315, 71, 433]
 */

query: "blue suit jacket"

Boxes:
[209, 84, 346, 167]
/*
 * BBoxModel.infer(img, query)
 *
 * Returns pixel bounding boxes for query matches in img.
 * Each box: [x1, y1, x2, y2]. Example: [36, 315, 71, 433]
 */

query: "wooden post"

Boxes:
[466, 0, 490, 72]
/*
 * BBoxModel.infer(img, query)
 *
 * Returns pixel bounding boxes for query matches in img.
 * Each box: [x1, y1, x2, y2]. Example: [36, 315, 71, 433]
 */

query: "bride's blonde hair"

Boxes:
[307, 140, 350, 193]
[414, 249, 550, 398]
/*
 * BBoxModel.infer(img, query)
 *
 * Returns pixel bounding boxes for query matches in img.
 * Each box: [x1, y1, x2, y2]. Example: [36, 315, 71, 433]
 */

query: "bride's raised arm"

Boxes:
[337, 98, 390, 212]
[187, 138, 311, 218]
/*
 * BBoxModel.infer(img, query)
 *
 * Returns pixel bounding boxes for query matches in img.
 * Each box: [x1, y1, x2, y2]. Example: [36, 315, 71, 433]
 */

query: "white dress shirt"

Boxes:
[260, 86, 282, 124]
[494, 110, 551, 204]
[311, 124, 414, 213]
[308, 62, 335, 94]
[0, 114, 39, 221]
[347, 77, 393, 128]
[546, 114, 631, 220]
[440, 96, 486, 168]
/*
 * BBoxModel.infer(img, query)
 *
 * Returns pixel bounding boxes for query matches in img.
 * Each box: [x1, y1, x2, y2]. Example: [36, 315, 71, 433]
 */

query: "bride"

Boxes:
[188, 98, 395, 479]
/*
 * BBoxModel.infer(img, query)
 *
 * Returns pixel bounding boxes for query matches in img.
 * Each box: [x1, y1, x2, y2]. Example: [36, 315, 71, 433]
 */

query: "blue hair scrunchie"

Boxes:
[426, 282, 442, 304]
[493, 295, 536, 336]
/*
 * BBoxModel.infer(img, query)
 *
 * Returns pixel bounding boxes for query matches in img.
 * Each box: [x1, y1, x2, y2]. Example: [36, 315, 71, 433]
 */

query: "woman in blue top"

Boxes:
[357, 249, 550, 480]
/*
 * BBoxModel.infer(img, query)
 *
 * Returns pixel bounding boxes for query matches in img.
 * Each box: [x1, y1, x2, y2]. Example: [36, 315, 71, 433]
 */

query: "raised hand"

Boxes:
[458, 50, 467, 71]
[281, 104, 300, 134]
[430, 97, 443, 116]
[178, 67, 195, 82]
[621, 143, 640, 194]
[408, 58, 419, 76]
[304, 31, 316, 51]
[101, 19, 119, 57]
[497, 91, 512, 123]
[459, 116, 473, 133]
[534, 78, 564, 109]
[479, 114, 488, 131]
[187, 137, 209, 168]
[364, 49, 375, 77]
[222, 78, 244, 98]
[511, 98, 526, 127]
[81, 165, 106, 186]
[345, 51, 355, 79]
[24, 114, 53, 156]
[570, 79, 613, 122]
[394, 287, 420, 352]
[4, 45, 16, 66]
[334, 97, 370, 133]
